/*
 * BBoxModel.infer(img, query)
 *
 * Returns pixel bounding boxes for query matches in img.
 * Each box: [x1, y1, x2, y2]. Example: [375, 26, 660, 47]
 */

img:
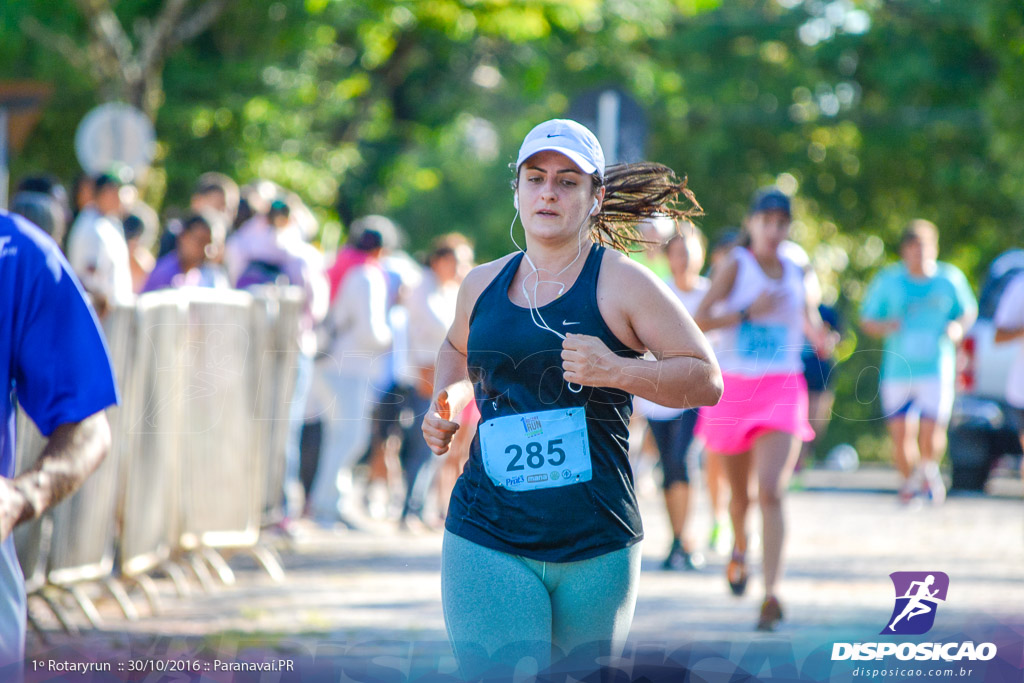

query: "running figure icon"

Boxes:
[888, 574, 944, 632]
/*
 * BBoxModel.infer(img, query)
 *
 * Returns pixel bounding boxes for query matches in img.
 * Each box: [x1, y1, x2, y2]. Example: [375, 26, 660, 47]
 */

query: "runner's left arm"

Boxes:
[561, 255, 722, 409]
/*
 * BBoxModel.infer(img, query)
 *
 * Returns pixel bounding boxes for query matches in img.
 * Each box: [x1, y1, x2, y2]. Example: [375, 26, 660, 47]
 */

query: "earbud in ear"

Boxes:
[513, 193, 519, 211]
[591, 198, 600, 216]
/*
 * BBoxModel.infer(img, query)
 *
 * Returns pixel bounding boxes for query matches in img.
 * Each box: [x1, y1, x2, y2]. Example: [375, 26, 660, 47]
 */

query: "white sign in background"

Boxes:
[74, 102, 156, 181]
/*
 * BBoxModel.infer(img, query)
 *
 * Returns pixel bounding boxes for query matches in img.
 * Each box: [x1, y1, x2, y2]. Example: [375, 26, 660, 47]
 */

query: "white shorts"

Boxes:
[881, 376, 954, 425]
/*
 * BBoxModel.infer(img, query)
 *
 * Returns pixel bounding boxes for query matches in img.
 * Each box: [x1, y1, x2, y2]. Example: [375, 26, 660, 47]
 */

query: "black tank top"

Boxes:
[445, 243, 644, 562]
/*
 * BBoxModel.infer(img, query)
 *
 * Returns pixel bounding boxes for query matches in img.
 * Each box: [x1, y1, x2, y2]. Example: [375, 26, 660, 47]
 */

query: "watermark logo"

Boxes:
[522, 415, 543, 437]
[883, 571, 948, 635]
[832, 570, 995, 664]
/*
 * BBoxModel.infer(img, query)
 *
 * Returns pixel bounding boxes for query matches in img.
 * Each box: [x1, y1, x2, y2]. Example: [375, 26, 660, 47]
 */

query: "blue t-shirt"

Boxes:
[0, 211, 118, 670]
[860, 262, 977, 381]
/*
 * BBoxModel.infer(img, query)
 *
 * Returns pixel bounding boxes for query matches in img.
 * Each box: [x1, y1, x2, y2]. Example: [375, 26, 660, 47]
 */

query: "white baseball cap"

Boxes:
[516, 119, 605, 179]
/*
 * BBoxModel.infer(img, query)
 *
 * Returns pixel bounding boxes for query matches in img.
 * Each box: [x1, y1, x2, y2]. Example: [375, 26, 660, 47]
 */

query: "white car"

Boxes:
[949, 249, 1024, 491]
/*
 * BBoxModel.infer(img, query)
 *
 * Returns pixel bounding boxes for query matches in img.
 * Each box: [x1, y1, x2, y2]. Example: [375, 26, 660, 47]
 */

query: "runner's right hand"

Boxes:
[422, 390, 460, 456]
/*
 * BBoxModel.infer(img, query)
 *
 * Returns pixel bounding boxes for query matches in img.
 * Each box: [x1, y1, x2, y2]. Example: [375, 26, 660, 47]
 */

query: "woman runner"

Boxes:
[692, 187, 825, 631]
[422, 119, 722, 678]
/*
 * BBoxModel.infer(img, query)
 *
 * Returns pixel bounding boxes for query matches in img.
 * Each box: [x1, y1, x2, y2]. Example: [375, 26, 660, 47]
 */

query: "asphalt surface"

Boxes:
[21, 466, 1024, 681]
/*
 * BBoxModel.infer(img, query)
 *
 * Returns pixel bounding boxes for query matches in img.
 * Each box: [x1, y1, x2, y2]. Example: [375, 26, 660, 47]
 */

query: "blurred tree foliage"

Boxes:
[4, 0, 1023, 460]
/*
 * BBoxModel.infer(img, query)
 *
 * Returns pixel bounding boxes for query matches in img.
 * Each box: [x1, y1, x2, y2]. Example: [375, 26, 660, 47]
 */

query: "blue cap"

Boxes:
[354, 228, 384, 252]
[750, 187, 791, 216]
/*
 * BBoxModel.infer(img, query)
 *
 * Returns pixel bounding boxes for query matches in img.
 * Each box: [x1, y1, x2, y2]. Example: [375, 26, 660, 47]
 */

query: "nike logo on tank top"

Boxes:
[444, 244, 645, 562]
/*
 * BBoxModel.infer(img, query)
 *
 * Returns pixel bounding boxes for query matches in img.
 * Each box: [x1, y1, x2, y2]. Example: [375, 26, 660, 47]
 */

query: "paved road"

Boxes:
[23, 468, 1024, 681]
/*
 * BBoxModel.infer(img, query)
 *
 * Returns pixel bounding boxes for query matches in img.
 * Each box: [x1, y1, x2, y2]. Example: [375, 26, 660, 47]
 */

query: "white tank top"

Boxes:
[713, 246, 806, 377]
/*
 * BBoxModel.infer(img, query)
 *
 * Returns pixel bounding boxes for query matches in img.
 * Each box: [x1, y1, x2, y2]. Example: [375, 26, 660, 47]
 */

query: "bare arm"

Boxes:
[692, 255, 742, 332]
[0, 411, 111, 541]
[995, 326, 1024, 344]
[563, 333, 722, 409]
[691, 254, 783, 333]
[804, 290, 833, 358]
[422, 258, 510, 455]
[860, 319, 900, 339]
[994, 276, 1024, 344]
[562, 255, 723, 410]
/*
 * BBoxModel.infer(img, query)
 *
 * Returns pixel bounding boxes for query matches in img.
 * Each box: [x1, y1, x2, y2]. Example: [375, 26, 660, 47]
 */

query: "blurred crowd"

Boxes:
[9, 170, 477, 536]
[9, 166, 1021, 555]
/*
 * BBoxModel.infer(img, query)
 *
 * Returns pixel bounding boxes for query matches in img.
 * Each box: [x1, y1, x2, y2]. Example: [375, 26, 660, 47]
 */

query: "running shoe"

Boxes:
[898, 466, 925, 505]
[726, 550, 748, 596]
[662, 540, 706, 571]
[708, 521, 721, 552]
[709, 520, 733, 555]
[756, 596, 784, 631]
[922, 461, 946, 504]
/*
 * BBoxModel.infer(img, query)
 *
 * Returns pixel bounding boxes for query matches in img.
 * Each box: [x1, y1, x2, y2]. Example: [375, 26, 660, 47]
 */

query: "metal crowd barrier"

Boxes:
[177, 289, 259, 562]
[248, 285, 304, 522]
[14, 285, 304, 632]
[117, 292, 186, 592]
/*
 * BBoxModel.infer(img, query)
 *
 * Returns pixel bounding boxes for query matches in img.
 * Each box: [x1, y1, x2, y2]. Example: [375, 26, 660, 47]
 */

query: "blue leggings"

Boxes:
[441, 531, 641, 680]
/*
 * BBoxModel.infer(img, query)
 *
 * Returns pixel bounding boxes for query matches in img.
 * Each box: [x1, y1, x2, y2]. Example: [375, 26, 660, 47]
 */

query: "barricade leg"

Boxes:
[66, 585, 103, 629]
[25, 611, 50, 644]
[199, 547, 236, 586]
[127, 574, 163, 615]
[243, 546, 286, 583]
[36, 589, 80, 635]
[160, 562, 192, 598]
[184, 555, 217, 593]
[102, 577, 140, 621]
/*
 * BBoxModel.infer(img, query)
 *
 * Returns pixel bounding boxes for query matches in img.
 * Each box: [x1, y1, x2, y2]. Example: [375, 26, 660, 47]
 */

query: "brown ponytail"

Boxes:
[591, 162, 703, 253]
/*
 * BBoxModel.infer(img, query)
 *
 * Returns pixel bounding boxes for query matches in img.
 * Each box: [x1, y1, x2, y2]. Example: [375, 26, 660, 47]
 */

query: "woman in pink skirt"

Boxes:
[693, 187, 825, 631]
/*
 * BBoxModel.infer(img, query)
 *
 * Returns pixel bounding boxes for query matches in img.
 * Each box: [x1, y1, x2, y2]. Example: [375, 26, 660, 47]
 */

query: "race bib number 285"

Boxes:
[479, 407, 592, 492]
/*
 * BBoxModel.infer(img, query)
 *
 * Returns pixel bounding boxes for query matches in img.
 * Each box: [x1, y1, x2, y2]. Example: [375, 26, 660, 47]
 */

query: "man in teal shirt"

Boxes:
[861, 220, 976, 504]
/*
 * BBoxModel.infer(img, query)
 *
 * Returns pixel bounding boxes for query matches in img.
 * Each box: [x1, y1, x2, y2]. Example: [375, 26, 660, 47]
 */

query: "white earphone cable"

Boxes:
[510, 198, 594, 393]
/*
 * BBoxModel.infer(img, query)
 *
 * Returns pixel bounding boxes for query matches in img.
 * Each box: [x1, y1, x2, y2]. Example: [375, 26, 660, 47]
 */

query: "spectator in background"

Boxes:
[860, 220, 977, 505]
[308, 227, 391, 530]
[65, 173, 134, 316]
[158, 173, 240, 259]
[193, 172, 239, 228]
[15, 175, 72, 230]
[234, 193, 258, 232]
[122, 213, 156, 294]
[226, 199, 308, 285]
[230, 197, 328, 525]
[10, 191, 67, 246]
[356, 224, 423, 521]
[71, 174, 94, 225]
[399, 234, 474, 530]
[325, 214, 401, 304]
[993, 270, 1024, 492]
[1, 210, 118, 680]
[630, 215, 674, 280]
[142, 213, 228, 292]
[633, 223, 710, 571]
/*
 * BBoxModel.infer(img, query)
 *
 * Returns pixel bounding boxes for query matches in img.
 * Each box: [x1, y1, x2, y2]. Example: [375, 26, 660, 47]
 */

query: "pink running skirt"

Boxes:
[695, 371, 815, 455]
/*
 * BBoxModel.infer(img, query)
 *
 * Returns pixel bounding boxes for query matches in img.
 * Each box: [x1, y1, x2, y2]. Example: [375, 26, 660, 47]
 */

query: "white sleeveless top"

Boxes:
[634, 277, 710, 420]
[713, 246, 806, 377]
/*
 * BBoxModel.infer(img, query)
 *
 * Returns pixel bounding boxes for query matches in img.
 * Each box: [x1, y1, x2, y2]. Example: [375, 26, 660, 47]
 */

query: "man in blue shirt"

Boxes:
[0, 211, 119, 678]
[861, 220, 977, 504]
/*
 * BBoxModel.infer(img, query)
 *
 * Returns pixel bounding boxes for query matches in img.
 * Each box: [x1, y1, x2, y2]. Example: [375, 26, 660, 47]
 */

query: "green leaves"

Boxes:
[9, 3, 1024, 462]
